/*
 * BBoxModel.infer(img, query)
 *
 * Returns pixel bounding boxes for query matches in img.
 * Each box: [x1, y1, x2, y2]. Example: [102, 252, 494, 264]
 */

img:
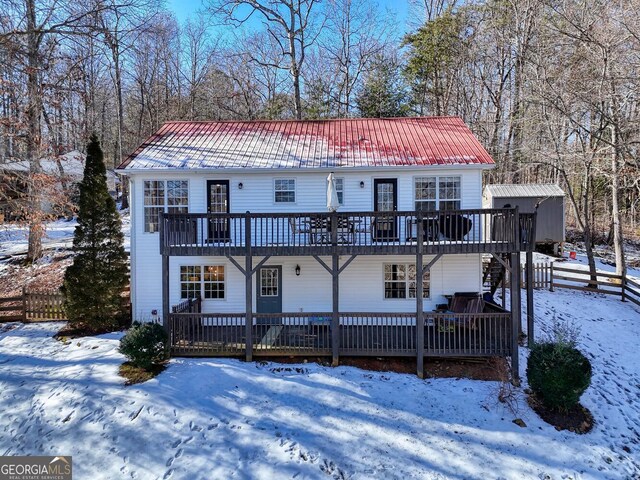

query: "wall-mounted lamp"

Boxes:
[238, 182, 244, 190]
[359, 181, 365, 188]
[295, 264, 301, 276]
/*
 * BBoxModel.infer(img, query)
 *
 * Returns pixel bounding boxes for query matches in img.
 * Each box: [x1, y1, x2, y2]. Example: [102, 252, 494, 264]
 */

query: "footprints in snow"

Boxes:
[279, 435, 350, 480]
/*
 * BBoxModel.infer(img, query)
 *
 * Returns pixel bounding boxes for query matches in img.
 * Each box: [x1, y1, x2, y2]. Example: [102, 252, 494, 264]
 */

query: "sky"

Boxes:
[165, 0, 412, 36]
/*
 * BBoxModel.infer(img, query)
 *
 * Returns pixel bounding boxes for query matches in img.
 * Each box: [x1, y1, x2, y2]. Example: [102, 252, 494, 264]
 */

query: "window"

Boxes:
[144, 181, 164, 233]
[203, 266, 225, 299]
[167, 180, 189, 214]
[180, 265, 225, 299]
[335, 177, 344, 205]
[438, 176, 461, 210]
[274, 179, 296, 203]
[143, 180, 189, 233]
[414, 177, 436, 211]
[384, 264, 430, 299]
[260, 268, 279, 297]
[414, 176, 461, 211]
[180, 266, 201, 299]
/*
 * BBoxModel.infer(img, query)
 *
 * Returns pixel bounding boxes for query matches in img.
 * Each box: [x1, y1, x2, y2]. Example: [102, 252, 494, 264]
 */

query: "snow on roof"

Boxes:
[1, 150, 116, 180]
[484, 184, 565, 198]
[118, 117, 496, 171]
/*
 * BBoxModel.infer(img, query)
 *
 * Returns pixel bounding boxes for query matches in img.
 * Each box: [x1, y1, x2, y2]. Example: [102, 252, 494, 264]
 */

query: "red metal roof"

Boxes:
[118, 117, 495, 170]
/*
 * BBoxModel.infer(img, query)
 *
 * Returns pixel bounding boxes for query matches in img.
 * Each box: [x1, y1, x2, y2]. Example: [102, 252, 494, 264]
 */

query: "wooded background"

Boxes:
[1, 0, 638, 274]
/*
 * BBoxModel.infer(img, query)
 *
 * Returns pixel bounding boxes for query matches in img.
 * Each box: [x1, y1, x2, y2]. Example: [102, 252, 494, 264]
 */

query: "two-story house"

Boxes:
[117, 117, 532, 378]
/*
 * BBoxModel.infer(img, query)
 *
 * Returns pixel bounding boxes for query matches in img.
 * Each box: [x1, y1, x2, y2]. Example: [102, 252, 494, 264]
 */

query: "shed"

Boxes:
[483, 184, 565, 245]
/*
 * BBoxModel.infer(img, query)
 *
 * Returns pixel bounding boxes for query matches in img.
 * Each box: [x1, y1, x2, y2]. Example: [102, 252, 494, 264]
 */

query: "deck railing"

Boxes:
[167, 311, 512, 358]
[161, 208, 532, 256]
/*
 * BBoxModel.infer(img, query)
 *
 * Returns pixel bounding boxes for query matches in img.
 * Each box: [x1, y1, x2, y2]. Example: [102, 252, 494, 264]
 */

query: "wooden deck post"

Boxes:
[21, 286, 27, 322]
[510, 207, 521, 383]
[245, 212, 253, 362]
[416, 211, 425, 379]
[510, 252, 521, 384]
[331, 212, 340, 366]
[160, 213, 170, 335]
[526, 249, 534, 347]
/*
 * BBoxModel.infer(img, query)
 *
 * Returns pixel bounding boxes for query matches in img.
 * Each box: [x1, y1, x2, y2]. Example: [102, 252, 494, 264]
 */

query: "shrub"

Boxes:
[119, 322, 169, 370]
[526, 342, 592, 412]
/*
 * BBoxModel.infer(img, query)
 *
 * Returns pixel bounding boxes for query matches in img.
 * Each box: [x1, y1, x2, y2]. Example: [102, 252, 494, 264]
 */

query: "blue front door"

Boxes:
[256, 266, 282, 324]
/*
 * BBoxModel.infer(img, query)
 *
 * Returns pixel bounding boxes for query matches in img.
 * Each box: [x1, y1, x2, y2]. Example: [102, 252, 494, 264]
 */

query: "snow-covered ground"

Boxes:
[0, 290, 639, 479]
[0, 212, 130, 257]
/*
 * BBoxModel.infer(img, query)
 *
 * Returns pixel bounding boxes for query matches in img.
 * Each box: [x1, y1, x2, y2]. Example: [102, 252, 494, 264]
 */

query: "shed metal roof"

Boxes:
[484, 184, 565, 198]
[118, 117, 495, 171]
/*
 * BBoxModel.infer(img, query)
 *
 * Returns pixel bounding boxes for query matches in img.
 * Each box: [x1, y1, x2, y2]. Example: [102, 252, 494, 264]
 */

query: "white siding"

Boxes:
[128, 168, 484, 318]
[133, 254, 482, 318]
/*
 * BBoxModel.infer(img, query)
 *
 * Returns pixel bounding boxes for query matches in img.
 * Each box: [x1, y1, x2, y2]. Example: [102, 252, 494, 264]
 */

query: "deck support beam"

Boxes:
[525, 249, 534, 347]
[416, 211, 425, 379]
[162, 254, 169, 334]
[160, 213, 170, 336]
[509, 206, 522, 383]
[245, 213, 253, 362]
[331, 212, 340, 367]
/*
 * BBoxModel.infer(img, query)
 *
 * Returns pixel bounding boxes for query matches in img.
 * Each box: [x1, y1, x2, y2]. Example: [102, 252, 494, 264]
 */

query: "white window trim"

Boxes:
[143, 179, 190, 234]
[273, 177, 297, 204]
[382, 263, 431, 300]
[179, 264, 227, 301]
[412, 175, 462, 211]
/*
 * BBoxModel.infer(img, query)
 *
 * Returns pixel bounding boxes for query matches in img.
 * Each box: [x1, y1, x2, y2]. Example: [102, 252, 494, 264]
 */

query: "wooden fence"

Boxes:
[0, 289, 66, 322]
[0, 287, 133, 323]
[502, 262, 640, 308]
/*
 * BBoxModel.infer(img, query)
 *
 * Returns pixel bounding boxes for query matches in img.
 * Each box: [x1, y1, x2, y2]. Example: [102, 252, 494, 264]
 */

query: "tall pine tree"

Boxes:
[64, 135, 128, 330]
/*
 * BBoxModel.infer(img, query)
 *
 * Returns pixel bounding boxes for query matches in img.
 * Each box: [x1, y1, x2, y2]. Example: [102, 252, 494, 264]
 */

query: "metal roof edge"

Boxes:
[116, 163, 495, 176]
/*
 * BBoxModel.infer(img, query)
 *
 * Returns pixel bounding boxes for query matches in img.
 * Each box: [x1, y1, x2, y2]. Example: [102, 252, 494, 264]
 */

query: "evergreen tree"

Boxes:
[356, 53, 409, 118]
[63, 135, 128, 330]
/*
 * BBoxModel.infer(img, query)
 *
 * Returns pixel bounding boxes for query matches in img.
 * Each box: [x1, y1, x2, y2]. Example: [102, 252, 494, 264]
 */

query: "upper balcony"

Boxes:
[160, 208, 535, 257]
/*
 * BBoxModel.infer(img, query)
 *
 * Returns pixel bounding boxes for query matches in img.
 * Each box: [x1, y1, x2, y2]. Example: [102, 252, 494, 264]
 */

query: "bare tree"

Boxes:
[322, 0, 389, 116]
[209, 0, 324, 119]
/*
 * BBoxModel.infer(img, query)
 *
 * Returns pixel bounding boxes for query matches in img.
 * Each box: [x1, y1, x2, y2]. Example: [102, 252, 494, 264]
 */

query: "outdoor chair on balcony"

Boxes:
[405, 216, 440, 242]
[308, 217, 355, 245]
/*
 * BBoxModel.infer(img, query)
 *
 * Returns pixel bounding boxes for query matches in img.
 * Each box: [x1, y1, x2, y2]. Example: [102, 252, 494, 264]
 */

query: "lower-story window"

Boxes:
[180, 265, 225, 299]
[384, 264, 430, 299]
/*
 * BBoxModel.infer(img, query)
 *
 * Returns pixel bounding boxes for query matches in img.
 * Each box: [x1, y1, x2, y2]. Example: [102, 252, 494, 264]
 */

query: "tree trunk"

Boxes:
[26, 0, 44, 263]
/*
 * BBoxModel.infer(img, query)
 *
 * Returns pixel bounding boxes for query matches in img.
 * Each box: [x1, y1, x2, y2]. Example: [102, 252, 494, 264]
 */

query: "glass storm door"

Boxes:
[207, 180, 230, 241]
[373, 178, 398, 241]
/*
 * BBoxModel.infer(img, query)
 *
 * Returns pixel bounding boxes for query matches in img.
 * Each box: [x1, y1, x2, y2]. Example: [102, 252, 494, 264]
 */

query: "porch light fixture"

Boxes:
[359, 181, 365, 188]
[295, 264, 301, 276]
[238, 182, 243, 190]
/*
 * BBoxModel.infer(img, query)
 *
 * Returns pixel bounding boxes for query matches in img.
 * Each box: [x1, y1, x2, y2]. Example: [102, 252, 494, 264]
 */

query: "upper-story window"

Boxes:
[414, 176, 461, 211]
[274, 178, 296, 203]
[143, 180, 188, 233]
[335, 177, 344, 205]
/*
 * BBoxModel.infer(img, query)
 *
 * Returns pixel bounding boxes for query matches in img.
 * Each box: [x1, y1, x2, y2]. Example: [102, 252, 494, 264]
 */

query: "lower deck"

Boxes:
[168, 311, 512, 358]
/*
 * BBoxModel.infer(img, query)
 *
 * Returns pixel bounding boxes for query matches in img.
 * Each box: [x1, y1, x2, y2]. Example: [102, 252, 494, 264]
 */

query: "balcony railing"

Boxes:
[167, 311, 512, 358]
[161, 208, 534, 256]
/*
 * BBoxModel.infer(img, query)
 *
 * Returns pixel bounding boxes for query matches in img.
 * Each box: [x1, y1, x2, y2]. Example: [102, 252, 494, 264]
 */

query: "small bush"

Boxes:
[527, 342, 592, 412]
[119, 322, 169, 370]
